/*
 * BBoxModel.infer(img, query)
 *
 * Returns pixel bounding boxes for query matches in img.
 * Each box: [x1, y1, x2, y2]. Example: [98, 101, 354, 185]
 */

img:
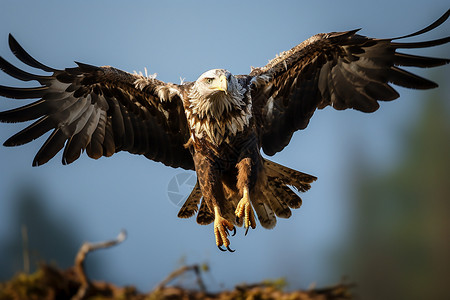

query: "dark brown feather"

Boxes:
[3, 116, 55, 146]
[388, 67, 438, 89]
[196, 198, 214, 225]
[245, 160, 317, 227]
[85, 111, 107, 159]
[394, 53, 450, 67]
[0, 56, 47, 82]
[0, 85, 48, 99]
[0, 99, 49, 123]
[263, 183, 292, 218]
[251, 194, 276, 229]
[178, 181, 202, 219]
[0, 35, 194, 169]
[33, 128, 69, 166]
[248, 11, 449, 156]
[63, 109, 100, 165]
[8, 34, 56, 72]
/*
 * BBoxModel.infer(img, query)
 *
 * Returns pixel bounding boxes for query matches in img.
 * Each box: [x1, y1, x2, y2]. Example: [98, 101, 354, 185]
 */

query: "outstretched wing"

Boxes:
[249, 10, 450, 156]
[0, 34, 194, 169]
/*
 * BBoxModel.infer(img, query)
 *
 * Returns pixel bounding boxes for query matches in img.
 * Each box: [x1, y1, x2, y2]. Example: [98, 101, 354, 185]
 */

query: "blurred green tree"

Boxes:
[346, 87, 450, 300]
[0, 181, 104, 281]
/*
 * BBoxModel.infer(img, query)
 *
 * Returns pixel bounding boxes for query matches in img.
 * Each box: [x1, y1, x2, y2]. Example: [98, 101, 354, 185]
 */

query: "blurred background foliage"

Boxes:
[341, 87, 450, 300]
[1, 75, 448, 299]
[0, 2, 449, 299]
[0, 181, 105, 282]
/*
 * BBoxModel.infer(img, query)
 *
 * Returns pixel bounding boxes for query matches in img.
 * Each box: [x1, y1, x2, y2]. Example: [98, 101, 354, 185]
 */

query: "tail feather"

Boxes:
[264, 159, 316, 192]
[262, 186, 291, 218]
[254, 159, 316, 225]
[177, 180, 202, 219]
[196, 198, 214, 225]
[178, 159, 316, 230]
[268, 176, 303, 210]
[252, 193, 276, 229]
[178, 179, 241, 226]
[283, 185, 303, 209]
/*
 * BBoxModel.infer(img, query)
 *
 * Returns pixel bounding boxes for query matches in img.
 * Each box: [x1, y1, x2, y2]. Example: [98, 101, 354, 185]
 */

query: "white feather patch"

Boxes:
[265, 96, 274, 119]
[187, 71, 252, 146]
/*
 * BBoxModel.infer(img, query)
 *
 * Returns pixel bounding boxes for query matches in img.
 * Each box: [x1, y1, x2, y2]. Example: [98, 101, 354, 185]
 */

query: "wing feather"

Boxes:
[0, 35, 194, 169]
[33, 128, 68, 166]
[3, 116, 54, 146]
[103, 117, 116, 157]
[8, 34, 56, 72]
[63, 106, 101, 165]
[249, 10, 450, 155]
[85, 110, 107, 159]
[0, 56, 48, 82]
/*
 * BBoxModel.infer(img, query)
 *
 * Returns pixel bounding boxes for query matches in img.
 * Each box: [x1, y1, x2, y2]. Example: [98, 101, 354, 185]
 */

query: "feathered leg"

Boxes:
[235, 157, 258, 235]
[193, 152, 235, 251]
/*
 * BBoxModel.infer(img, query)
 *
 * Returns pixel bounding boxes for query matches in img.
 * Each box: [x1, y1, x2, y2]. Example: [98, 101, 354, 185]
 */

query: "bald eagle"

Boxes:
[1, 10, 449, 251]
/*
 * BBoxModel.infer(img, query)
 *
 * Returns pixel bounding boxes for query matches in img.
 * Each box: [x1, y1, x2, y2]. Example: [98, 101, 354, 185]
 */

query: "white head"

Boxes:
[196, 69, 231, 96]
[189, 69, 245, 119]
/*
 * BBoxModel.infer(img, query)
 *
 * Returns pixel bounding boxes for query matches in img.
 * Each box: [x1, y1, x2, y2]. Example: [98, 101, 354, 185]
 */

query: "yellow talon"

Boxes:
[235, 188, 256, 233]
[213, 206, 235, 249]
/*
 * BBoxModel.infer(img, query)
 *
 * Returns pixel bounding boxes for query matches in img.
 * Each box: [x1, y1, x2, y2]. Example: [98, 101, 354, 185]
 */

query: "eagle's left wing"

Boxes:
[248, 10, 450, 156]
[0, 34, 194, 169]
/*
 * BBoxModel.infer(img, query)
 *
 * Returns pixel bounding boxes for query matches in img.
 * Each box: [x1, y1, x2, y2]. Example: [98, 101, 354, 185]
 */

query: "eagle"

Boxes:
[0, 11, 449, 251]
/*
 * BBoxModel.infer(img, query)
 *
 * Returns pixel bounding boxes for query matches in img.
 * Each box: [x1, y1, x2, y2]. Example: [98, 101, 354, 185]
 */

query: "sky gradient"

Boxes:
[0, 0, 449, 292]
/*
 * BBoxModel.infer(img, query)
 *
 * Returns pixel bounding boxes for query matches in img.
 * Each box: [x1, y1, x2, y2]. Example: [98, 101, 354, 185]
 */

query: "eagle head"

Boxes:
[189, 69, 245, 120]
[197, 69, 232, 96]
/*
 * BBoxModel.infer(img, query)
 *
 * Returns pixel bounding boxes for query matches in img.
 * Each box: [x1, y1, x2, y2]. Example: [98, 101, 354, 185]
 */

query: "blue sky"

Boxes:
[0, 0, 449, 292]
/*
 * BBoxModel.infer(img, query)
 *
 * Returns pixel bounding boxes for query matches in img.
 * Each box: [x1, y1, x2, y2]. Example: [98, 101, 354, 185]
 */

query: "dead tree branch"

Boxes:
[154, 264, 207, 292]
[72, 230, 127, 300]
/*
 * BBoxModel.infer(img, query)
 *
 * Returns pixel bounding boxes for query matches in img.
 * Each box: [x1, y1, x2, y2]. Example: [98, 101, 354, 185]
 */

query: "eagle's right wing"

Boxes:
[249, 10, 450, 156]
[0, 34, 194, 169]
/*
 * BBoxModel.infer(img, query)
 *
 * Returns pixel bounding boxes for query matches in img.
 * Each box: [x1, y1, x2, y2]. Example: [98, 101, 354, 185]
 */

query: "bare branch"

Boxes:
[72, 230, 127, 300]
[154, 264, 207, 292]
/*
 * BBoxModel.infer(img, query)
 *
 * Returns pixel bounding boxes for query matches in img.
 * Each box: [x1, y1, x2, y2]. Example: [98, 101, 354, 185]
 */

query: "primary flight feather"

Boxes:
[1, 10, 449, 251]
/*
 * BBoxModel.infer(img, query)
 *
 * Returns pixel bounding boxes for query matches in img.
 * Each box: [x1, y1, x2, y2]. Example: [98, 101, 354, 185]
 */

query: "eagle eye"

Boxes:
[205, 78, 214, 84]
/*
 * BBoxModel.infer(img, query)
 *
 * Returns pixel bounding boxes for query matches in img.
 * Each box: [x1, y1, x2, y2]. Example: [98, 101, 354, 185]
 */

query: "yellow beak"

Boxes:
[215, 74, 228, 94]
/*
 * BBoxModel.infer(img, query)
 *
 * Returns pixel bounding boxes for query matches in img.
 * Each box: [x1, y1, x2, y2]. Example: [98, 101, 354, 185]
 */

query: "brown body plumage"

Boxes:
[0, 10, 449, 250]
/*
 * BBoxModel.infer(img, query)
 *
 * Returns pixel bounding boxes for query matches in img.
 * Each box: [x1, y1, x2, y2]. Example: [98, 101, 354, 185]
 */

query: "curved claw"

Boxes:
[213, 208, 236, 252]
[235, 189, 256, 235]
[231, 227, 236, 236]
[218, 245, 227, 252]
[227, 246, 235, 252]
[218, 245, 235, 252]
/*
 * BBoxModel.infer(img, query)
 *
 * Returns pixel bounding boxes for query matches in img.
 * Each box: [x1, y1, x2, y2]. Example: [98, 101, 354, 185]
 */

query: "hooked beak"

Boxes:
[216, 74, 228, 94]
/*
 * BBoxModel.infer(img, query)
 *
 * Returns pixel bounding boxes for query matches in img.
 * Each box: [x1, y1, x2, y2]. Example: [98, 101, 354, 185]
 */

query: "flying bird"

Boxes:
[0, 11, 449, 251]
